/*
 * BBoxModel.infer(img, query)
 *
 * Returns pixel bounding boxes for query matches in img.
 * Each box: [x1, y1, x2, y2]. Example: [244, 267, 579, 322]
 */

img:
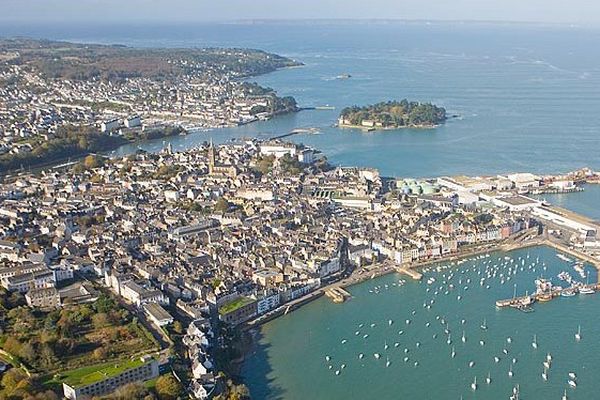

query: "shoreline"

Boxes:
[337, 123, 440, 131]
[235, 234, 600, 378]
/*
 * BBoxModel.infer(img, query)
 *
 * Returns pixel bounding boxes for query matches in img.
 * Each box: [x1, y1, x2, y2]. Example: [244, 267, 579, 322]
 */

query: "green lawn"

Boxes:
[219, 297, 255, 315]
[58, 357, 148, 388]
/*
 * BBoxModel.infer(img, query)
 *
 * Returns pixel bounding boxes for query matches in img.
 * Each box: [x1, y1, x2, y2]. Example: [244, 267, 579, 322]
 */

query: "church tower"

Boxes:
[208, 139, 216, 174]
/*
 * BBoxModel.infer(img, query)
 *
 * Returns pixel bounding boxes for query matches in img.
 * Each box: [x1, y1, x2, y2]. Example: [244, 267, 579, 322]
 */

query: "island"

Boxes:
[338, 99, 447, 130]
[0, 38, 302, 173]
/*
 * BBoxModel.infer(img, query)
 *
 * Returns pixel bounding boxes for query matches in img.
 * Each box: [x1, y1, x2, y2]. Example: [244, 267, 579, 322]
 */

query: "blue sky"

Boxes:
[1, 0, 599, 25]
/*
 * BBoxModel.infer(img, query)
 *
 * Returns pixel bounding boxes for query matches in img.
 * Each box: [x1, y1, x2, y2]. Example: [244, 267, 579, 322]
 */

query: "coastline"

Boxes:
[235, 233, 600, 382]
[337, 123, 440, 131]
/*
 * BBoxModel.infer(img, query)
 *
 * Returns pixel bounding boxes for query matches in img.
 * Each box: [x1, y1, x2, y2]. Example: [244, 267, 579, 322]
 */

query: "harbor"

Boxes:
[244, 245, 600, 400]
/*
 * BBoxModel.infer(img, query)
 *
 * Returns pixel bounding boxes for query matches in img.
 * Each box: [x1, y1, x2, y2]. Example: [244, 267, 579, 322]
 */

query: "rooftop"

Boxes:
[62, 357, 148, 388]
[219, 296, 255, 315]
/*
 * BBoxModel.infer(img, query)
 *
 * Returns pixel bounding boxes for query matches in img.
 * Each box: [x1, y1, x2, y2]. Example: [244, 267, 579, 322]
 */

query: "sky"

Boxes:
[1, 0, 599, 25]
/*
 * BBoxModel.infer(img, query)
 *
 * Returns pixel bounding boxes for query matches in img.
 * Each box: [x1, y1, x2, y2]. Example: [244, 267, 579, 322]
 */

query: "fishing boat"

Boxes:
[532, 334, 538, 349]
[569, 372, 577, 380]
[562, 389, 568, 400]
[575, 325, 581, 341]
[541, 367, 548, 381]
[568, 379, 577, 388]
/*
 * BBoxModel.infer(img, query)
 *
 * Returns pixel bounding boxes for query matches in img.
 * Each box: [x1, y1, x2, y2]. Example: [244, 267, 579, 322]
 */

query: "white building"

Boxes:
[100, 118, 120, 133]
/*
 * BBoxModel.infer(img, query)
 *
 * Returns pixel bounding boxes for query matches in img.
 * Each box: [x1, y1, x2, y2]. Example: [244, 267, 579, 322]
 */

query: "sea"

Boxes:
[2, 21, 600, 399]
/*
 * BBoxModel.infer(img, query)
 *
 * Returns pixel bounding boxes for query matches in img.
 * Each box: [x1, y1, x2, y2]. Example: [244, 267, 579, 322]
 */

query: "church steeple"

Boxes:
[208, 139, 216, 174]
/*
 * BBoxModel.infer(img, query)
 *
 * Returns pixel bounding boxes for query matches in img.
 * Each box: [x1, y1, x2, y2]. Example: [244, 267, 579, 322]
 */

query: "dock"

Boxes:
[325, 287, 351, 303]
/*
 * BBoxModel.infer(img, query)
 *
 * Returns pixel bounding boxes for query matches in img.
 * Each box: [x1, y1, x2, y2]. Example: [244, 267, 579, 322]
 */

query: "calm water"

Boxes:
[244, 246, 599, 400]
[534, 185, 600, 221]
[2, 22, 600, 177]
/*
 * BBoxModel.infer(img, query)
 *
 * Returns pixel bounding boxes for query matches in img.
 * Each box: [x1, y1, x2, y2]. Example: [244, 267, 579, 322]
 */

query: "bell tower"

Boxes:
[208, 139, 216, 174]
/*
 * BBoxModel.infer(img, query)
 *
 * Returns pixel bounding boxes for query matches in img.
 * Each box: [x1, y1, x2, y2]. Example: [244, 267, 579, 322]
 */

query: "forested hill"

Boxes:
[339, 100, 447, 129]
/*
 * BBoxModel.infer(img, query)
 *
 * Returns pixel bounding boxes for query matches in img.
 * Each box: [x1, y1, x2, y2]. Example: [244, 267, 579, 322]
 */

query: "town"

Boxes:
[0, 39, 299, 172]
[1, 135, 599, 399]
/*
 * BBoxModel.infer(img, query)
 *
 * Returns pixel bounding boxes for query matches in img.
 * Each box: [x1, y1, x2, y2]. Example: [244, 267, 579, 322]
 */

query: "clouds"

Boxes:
[1, 0, 599, 25]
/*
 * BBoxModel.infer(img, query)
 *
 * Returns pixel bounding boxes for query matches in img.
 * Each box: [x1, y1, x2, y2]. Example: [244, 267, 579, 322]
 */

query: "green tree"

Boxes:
[155, 374, 182, 400]
[172, 321, 184, 335]
[214, 197, 230, 213]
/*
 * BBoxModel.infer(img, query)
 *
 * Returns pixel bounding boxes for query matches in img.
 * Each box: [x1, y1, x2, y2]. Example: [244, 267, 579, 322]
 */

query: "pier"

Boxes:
[395, 266, 423, 280]
[325, 287, 351, 303]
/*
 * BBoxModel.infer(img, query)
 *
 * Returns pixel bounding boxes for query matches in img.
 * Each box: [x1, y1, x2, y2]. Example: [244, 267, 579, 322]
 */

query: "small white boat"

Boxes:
[358, 353, 364, 359]
[569, 372, 577, 380]
[461, 331, 466, 343]
[568, 379, 577, 388]
[469, 361, 475, 368]
[562, 389, 568, 400]
[480, 318, 488, 330]
[374, 353, 381, 359]
[341, 364, 346, 369]
[335, 370, 340, 375]
[541, 368, 548, 381]
[341, 339, 347, 344]
[508, 365, 514, 377]
[325, 355, 331, 361]
[575, 325, 581, 341]
[494, 356, 500, 363]
[543, 360, 551, 369]
[385, 357, 391, 367]
[532, 334, 538, 349]
[471, 376, 477, 391]
[486, 372, 491, 385]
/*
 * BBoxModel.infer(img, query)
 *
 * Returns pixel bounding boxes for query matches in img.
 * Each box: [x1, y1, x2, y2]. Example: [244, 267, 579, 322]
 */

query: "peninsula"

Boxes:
[338, 99, 447, 130]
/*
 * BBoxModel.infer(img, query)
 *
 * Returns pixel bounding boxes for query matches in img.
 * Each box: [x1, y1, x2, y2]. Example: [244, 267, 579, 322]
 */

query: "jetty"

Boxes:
[395, 266, 423, 280]
[325, 287, 351, 303]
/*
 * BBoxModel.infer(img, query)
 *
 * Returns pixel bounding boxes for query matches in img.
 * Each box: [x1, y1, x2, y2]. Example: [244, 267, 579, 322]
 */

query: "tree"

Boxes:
[19, 341, 36, 364]
[92, 312, 111, 329]
[83, 155, 103, 170]
[3, 336, 22, 357]
[214, 197, 230, 213]
[155, 374, 182, 400]
[107, 383, 155, 400]
[172, 321, 183, 335]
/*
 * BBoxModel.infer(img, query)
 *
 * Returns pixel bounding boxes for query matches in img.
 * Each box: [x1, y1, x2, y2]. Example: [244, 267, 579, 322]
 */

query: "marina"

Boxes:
[243, 245, 600, 400]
